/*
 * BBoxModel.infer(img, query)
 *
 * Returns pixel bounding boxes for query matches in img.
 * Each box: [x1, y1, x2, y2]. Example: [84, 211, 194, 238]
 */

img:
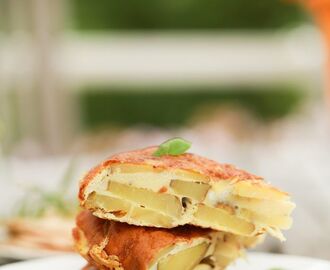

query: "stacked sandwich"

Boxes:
[73, 138, 295, 270]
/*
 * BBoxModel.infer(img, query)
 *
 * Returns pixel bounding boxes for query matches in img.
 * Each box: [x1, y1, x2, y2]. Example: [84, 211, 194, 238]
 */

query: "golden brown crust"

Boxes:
[79, 146, 262, 201]
[73, 211, 211, 270]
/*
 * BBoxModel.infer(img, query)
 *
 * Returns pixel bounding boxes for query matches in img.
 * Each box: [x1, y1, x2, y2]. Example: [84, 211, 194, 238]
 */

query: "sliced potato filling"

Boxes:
[86, 191, 175, 227]
[149, 246, 175, 269]
[153, 231, 255, 270]
[227, 194, 295, 217]
[85, 192, 131, 216]
[170, 180, 210, 201]
[232, 181, 289, 201]
[215, 255, 234, 269]
[130, 206, 175, 227]
[158, 242, 209, 270]
[193, 205, 255, 236]
[239, 208, 292, 229]
[84, 163, 293, 237]
[214, 239, 241, 258]
[107, 181, 182, 218]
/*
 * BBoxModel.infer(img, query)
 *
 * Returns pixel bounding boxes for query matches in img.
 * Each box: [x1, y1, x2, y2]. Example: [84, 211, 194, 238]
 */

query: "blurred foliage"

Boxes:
[15, 159, 77, 218]
[16, 188, 76, 218]
[71, 0, 308, 30]
[0, 1, 9, 33]
[78, 85, 305, 129]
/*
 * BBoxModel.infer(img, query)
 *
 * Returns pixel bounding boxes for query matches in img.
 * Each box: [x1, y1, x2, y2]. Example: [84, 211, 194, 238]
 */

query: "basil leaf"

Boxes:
[153, 137, 191, 157]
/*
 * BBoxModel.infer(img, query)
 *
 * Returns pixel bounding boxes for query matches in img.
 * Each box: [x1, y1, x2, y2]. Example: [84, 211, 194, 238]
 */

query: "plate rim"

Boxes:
[1, 252, 329, 269]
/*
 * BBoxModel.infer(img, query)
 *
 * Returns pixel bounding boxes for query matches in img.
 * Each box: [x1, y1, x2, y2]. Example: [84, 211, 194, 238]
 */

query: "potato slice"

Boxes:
[170, 180, 210, 201]
[149, 246, 175, 269]
[130, 206, 175, 227]
[233, 181, 289, 201]
[215, 255, 234, 269]
[228, 194, 295, 217]
[87, 192, 176, 227]
[158, 242, 209, 270]
[239, 209, 292, 229]
[193, 204, 255, 236]
[109, 164, 208, 191]
[173, 169, 209, 182]
[214, 241, 241, 258]
[108, 181, 182, 218]
[85, 192, 131, 216]
[239, 234, 264, 247]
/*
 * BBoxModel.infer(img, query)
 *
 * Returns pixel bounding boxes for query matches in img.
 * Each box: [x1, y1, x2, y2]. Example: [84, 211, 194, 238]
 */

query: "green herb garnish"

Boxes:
[153, 137, 191, 157]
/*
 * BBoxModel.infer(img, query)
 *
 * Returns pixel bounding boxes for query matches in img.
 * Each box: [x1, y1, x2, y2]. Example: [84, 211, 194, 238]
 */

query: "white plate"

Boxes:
[0, 252, 329, 270]
[0, 244, 72, 260]
[227, 253, 330, 270]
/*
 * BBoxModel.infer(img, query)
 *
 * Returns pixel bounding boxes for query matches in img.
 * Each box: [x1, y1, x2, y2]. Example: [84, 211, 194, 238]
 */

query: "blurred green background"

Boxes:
[79, 85, 305, 129]
[0, 0, 316, 151]
[71, 0, 307, 30]
[68, 0, 309, 130]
